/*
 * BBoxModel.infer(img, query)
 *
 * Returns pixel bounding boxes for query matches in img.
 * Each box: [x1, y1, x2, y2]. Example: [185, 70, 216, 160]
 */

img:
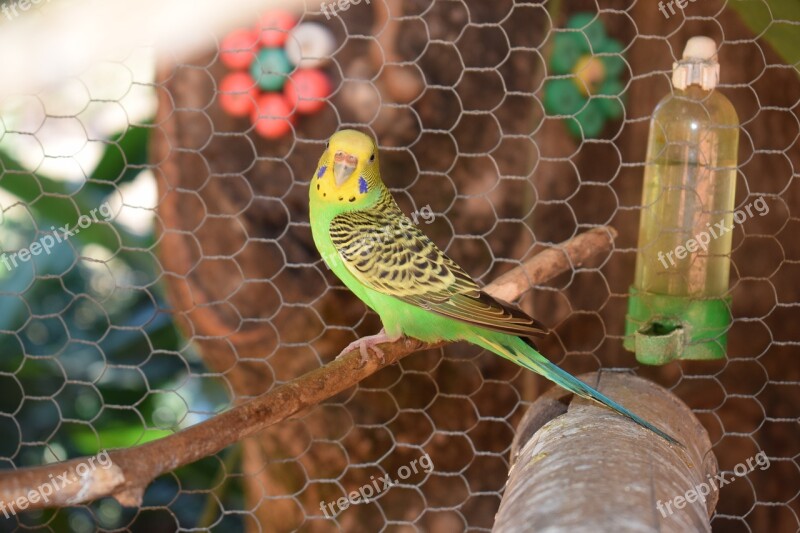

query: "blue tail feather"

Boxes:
[483, 335, 684, 447]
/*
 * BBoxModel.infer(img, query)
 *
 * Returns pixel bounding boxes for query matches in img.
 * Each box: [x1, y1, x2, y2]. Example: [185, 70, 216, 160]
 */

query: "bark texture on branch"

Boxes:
[0, 227, 617, 512]
[494, 372, 718, 532]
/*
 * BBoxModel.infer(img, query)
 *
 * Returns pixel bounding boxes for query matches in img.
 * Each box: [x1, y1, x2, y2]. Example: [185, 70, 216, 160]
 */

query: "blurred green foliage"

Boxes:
[0, 127, 242, 531]
[728, 0, 800, 70]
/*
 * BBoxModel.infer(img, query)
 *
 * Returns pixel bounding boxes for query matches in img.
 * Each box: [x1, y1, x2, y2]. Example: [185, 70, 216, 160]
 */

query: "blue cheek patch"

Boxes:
[359, 176, 368, 194]
[317, 166, 327, 179]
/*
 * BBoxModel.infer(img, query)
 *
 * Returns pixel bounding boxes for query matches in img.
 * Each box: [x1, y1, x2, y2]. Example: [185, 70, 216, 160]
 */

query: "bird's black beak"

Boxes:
[333, 151, 357, 186]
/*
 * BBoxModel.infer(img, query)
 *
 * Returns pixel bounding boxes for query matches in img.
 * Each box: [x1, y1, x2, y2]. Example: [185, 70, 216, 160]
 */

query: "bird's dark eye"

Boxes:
[369, 153, 375, 163]
[325, 142, 330, 149]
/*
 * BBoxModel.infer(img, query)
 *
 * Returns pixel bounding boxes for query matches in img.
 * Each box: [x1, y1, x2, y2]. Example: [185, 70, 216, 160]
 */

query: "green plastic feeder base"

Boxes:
[624, 287, 730, 365]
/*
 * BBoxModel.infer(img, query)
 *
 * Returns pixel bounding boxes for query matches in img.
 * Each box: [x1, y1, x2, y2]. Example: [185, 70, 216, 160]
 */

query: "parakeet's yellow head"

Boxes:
[311, 129, 382, 206]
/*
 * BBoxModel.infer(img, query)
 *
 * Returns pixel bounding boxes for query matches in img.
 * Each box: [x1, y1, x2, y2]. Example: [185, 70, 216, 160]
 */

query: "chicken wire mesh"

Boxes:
[0, 0, 797, 531]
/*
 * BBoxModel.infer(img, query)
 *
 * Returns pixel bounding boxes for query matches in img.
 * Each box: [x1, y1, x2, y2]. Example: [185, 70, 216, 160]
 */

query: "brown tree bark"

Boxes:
[152, 2, 558, 531]
[495, 373, 718, 532]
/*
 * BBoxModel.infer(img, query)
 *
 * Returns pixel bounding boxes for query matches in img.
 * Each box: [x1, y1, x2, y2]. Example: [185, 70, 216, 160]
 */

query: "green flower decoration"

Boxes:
[543, 12, 626, 139]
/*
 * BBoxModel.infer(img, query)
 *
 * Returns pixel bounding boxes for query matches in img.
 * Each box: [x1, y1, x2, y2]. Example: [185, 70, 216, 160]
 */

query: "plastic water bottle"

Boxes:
[625, 36, 739, 364]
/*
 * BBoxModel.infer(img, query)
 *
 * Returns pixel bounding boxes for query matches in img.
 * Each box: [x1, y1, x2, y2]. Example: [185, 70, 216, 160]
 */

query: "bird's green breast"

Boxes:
[310, 193, 380, 311]
[310, 194, 464, 343]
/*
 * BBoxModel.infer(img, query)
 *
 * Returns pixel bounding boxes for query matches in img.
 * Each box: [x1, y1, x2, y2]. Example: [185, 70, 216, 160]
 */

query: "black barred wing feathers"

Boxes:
[329, 194, 546, 339]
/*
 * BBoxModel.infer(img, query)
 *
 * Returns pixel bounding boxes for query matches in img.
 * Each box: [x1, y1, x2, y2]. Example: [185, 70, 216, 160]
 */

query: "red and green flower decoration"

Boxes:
[218, 10, 335, 139]
[543, 13, 626, 139]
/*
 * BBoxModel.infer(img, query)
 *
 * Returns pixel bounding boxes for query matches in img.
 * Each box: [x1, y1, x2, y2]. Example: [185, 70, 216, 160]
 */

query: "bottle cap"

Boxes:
[672, 36, 720, 91]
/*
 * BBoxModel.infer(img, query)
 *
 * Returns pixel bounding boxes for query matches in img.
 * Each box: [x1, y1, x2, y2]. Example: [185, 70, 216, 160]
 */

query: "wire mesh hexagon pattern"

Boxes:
[0, 0, 797, 531]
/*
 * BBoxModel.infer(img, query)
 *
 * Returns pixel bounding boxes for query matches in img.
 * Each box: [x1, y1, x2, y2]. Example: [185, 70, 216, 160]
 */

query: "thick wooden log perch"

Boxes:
[494, 372, 718, 532]
[0, 227, 617, 512]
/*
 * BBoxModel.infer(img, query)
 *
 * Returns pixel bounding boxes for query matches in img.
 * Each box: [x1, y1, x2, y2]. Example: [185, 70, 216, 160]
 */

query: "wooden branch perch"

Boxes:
[495, 372, 717, 532]
[0, 226, 617, 512]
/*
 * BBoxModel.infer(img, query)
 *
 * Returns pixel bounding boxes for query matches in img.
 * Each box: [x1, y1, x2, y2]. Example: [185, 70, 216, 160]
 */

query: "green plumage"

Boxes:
[310, 129, 681, 446]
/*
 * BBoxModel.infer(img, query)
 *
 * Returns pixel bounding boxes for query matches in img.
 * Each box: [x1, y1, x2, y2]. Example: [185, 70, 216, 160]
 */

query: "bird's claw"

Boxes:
[338, 330, 391, 366]
[358, 342, 384, 366]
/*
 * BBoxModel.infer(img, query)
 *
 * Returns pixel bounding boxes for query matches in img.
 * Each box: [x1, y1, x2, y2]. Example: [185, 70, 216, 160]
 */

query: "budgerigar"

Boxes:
[309, 129, 681, 446]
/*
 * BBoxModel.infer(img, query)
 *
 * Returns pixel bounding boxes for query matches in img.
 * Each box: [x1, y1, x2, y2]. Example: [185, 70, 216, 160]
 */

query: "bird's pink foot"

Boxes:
[338, 330, 397, 365]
